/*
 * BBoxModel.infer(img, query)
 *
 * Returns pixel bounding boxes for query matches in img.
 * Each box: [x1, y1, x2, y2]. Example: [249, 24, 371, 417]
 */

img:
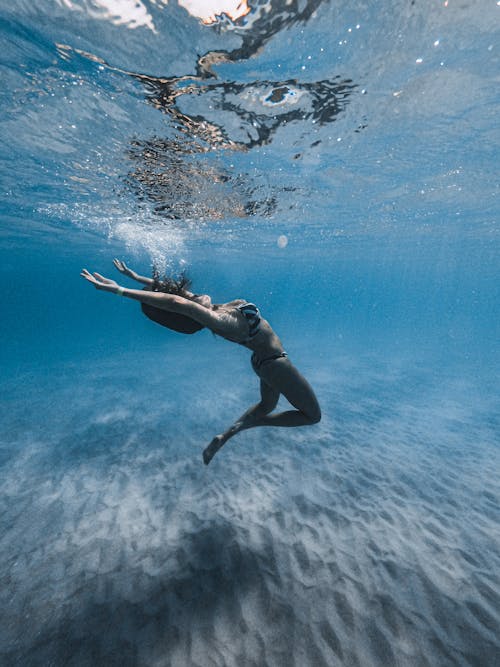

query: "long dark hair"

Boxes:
[142, 266, 204, 334]
[151, 266, 192, 297]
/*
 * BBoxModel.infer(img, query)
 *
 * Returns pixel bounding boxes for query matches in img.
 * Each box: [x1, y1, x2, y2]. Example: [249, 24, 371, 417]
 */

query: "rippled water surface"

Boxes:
[1, 1, 499, 666]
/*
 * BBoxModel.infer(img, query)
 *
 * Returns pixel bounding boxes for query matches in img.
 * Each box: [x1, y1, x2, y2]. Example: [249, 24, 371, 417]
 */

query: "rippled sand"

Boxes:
[1, 352, 499, 666]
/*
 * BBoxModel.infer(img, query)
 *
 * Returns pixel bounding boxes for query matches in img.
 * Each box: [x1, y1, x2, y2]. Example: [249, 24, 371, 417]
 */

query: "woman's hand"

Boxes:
[112, 258, 154, 286]
[113, 258, 135, 278]
[81, 269, 120, 293]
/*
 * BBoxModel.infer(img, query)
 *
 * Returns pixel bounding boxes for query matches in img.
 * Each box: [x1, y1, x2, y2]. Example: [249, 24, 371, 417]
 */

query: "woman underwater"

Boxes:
[81, 260, 321, 464]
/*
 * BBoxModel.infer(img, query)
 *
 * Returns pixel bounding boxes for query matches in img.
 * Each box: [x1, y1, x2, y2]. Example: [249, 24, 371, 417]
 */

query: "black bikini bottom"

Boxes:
[251, 351, 288, 371]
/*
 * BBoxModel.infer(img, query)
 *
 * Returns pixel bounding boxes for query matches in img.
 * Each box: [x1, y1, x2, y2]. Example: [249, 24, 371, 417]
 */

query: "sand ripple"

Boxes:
[1, 355, 499, 666]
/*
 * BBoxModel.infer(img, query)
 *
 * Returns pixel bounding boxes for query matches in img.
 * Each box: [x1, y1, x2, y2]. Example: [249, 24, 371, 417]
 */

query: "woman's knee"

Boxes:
[307, 405, 322, 424]
[304, 396, 321, 424]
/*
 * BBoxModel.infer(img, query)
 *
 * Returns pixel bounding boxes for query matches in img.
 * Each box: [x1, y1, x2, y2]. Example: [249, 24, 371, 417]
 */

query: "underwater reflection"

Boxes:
[57, 0, 358, 220]
[58, 0, 326, 33]
[126, 137, 277, 219]
[178, 0, 251, 24]
[139, 74, 356, 150]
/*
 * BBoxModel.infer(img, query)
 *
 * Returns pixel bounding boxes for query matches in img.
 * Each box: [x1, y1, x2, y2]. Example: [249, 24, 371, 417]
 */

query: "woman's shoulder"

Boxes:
[220, 298, 248, 308]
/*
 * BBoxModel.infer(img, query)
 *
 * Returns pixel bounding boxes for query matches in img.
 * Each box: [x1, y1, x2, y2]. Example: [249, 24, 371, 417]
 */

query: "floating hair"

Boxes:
[140, 266, 204, 334]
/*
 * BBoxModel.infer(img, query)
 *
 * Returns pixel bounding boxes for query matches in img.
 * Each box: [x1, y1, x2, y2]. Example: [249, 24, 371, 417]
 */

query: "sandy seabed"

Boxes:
[1, 351, 499, 667]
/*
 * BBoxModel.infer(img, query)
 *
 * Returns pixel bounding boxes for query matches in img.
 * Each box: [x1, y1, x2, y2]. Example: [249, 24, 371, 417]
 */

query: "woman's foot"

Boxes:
[203, 435, 224, 465]
[202, 418, 250, 465]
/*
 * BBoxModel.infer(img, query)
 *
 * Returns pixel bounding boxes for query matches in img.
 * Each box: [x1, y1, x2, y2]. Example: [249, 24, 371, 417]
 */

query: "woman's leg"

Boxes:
[203, 379, 279, 465]
[203, 358, 320, 464]
[251, 357, 321, 427]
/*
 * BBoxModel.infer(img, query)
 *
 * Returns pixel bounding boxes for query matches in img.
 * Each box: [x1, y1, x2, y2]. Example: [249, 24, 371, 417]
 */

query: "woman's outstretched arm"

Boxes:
[80, 268, 232, 332]
[113, 259, 154, 286]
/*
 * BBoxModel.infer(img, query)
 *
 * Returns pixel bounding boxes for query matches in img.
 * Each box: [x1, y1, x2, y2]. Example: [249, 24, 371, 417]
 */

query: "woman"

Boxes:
[81, 259, 321, 464]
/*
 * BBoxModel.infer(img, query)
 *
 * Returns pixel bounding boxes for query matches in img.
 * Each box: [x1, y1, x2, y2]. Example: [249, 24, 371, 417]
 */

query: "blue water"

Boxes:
[1, 1, 499, 665]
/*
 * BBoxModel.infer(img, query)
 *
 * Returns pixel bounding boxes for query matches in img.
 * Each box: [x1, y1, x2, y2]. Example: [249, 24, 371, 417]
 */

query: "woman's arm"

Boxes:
[80, 269, 234, 332]
[113, 260, 196, 298]
[113, 259, 153, 286]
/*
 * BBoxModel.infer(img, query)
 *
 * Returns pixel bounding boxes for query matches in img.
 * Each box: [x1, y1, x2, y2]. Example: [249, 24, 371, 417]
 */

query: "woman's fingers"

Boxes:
[81, 267, 119, 291]
[113, 258, 131, 275]
[93, 272, 113, 283]
[81, 270, 97, 285]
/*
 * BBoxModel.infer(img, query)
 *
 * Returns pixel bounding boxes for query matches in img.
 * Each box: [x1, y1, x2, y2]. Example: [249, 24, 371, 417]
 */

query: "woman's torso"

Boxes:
[213, 299, 285, 357]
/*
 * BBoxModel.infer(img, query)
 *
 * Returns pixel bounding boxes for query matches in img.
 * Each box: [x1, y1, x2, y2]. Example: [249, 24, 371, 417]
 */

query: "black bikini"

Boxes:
[251, 351, 288, 371]
[236, 302, 261, 341]
[237, 302, 288, 370]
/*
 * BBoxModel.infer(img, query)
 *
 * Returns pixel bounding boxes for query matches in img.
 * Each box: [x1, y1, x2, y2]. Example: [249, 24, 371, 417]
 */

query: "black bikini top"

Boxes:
[236, 302, 261, 341]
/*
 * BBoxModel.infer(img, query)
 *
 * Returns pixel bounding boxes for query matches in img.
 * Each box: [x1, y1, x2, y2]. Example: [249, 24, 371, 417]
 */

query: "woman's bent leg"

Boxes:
[203, 380, 279, 465]
[203, 358, 320, 465]
[255, 357, 321, 426]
